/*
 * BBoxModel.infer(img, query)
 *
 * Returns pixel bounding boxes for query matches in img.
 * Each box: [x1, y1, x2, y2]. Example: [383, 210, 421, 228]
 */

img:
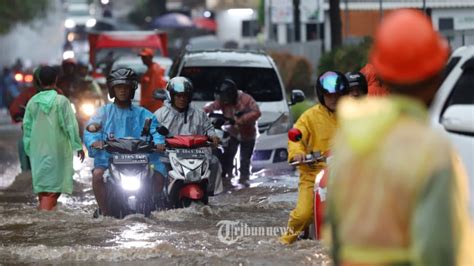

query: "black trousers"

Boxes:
[222, 136, 256, 177]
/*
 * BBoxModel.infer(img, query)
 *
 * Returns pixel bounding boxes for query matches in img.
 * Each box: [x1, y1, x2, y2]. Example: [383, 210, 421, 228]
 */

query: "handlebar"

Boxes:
[289, 152, 327, 166]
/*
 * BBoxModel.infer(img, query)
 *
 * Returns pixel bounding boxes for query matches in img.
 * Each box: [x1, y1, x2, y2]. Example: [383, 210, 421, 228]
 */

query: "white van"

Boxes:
[168, 49, 304, 172]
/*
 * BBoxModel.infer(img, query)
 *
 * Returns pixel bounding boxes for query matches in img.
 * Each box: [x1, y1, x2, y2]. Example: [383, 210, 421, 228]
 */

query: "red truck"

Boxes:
[88, 30, 168, 84]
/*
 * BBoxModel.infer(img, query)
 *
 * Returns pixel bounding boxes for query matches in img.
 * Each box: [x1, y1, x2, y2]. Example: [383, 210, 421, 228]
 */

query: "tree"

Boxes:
[129, 0, 167, 27]
[0, 0, 50, 35]
[329, 0, 342, 49]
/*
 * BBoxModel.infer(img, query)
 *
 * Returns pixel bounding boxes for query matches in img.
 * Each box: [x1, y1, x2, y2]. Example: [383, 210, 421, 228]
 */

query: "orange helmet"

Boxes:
[370, 9, 449, 85]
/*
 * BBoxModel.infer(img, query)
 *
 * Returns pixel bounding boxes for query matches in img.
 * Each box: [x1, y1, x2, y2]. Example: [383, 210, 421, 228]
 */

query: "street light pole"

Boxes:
[379, 0, 383, 21]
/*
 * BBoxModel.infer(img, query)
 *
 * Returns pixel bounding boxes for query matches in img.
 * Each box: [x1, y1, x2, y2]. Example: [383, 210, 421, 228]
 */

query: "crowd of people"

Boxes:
[1, 9, 471, 266]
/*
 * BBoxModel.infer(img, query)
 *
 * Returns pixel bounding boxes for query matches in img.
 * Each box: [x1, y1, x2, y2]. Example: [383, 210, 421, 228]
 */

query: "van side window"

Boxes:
[440, 66, 474, 121]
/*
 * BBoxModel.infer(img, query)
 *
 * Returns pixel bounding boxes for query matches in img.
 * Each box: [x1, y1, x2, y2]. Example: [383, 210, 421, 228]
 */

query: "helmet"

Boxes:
[167, 76, 193, 105]
[316, 71, 349, 106]
[215, 78, 238, 105]
[370, 9, 449, 85]
[345, 71, 368, 95]
[107, 68, 138, 99]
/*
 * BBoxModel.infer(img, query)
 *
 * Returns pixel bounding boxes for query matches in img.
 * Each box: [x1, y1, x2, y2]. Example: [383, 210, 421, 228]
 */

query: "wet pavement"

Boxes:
[0, 115, 330, 265]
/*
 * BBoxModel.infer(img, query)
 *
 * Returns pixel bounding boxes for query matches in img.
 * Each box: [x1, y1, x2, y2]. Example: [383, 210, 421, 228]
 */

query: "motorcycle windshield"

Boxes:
[166, 135, 209, 149]
[105, 138, 154, 154]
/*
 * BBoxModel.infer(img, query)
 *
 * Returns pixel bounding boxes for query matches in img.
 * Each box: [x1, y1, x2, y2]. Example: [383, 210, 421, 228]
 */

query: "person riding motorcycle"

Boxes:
[325, 10, 472, 266]
[9, 67, 64, 172]
[154, 76, 222, 195]
[345, 71, 368, 98]
[279, 71, 349, 245]
[84, 68, 167, 217]
[56, 58, 78, 98]
[203, 78, 261, 185]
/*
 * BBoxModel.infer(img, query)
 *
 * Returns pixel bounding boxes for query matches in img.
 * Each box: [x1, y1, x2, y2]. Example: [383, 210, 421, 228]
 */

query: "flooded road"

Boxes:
[0, 122, 330, 265]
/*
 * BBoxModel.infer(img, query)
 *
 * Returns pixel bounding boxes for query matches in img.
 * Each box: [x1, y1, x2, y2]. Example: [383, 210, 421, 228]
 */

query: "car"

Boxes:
[64, 3, 96, 31]
[430, 45, 474, 217]
[111, 56, 173, 104]
[168, 49, 305, 172]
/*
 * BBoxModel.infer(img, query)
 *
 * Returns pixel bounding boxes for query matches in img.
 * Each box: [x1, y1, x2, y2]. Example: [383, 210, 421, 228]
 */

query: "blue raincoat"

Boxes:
[83, 103, 166, 174]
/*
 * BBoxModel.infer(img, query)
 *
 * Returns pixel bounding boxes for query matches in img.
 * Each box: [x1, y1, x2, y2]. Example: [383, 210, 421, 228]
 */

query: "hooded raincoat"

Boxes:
[23, 90, 82, 194]
[325, 96, 472, 266]
[83, 103, 166, 175]
[280, 103, 337, 244]
[154, 102, 216, 137]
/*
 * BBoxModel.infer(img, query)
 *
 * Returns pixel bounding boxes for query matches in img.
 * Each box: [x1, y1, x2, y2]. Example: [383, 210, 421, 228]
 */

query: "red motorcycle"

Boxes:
[288, 128, 330, 240]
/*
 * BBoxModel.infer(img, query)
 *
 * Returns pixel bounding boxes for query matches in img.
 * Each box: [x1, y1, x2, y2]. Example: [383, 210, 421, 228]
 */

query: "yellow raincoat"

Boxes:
[325, 96, 472, 265]
[23, 90, 82, 194]
[280, 103, 336, 244]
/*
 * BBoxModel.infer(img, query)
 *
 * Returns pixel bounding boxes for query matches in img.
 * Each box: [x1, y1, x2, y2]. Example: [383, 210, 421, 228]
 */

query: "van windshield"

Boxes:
[180, 67, 283, 102]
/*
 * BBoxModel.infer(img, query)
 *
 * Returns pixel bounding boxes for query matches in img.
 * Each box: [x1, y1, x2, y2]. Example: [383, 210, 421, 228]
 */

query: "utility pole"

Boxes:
[379, 0, 383, 21]
[293, 0, 301, 42]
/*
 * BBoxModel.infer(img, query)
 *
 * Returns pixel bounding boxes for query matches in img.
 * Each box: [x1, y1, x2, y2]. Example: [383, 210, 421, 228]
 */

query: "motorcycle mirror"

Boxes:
[153, 89, 169, 101]
[288, 128, 302, 142]
[141, 118, 152, 136]
[157, 126, 170, 137]
[86, 123, 102, 133]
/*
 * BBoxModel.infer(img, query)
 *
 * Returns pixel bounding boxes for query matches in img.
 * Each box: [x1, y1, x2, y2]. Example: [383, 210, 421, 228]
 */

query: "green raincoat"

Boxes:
[325, 96, 472, 266]
[23, 89, 82, 194]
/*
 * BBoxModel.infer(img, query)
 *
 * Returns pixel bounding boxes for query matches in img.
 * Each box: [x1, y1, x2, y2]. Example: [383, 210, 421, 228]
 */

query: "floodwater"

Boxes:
[0, 122, 330, 265]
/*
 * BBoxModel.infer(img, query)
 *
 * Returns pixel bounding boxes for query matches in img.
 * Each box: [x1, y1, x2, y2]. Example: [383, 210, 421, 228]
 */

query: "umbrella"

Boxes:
[152, 13, 194, 29]
[193, 17, 217, 32]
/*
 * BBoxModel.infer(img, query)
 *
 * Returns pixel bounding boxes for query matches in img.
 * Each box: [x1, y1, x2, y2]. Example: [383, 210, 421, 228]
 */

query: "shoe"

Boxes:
[93, 208, 102, 218]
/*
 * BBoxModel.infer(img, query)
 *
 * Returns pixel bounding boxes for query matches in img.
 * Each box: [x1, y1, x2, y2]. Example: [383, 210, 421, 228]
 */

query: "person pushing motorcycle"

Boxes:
[84, 68, 167, 217]
[279, 71, 350, 245]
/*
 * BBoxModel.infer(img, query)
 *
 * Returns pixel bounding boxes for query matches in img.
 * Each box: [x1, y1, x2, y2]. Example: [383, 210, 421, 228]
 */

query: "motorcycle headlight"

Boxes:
[80, 102, 96, 117]
[267, 113, 290, 135]
[121, 174, 141, 191]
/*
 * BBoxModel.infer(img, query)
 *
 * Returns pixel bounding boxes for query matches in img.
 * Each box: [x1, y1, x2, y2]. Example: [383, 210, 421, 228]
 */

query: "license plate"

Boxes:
[113, 154, 148, 164]
[176, 149, 206, 159]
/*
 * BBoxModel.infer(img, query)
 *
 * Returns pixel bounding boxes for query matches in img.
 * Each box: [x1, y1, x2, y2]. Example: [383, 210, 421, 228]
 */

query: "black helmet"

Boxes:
[316, 71, 349, 106]
[167, 76, 193, 105]
[215, 78, 238, 105]
[345, 71, 368, 96]
[107, 68, 138, 99]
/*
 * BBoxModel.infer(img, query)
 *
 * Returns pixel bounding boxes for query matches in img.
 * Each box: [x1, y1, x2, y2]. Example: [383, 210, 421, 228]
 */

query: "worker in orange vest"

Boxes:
[139, 48, 166, 112]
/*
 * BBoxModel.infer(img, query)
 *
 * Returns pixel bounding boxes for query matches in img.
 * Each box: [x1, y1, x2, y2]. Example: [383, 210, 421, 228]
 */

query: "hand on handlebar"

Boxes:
[77, 149, 85, 163]
[155, 144, 166, 152]
[91, 141, 104, 149]
[209, 135, 220, 147]
[291, 154, 306, 163]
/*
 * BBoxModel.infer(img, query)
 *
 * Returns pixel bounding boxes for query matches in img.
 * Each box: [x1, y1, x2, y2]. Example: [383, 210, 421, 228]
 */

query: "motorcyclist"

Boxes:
[9, 67, 64, 172]
[344, 71, 368, 98]
[279, 71, 349, 245]
[325, 10, 472, 265]
[73, 62, 102, 98]
[84, 68, 167, 217]
[56, 58, 78, 98]
[154, 77, 222, 195]
[203, 78, 261, 185]
[360, 63, 390, 96]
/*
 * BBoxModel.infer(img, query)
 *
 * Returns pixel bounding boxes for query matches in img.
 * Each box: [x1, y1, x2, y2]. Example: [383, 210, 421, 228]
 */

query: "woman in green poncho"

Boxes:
[22, 66, 85, 210]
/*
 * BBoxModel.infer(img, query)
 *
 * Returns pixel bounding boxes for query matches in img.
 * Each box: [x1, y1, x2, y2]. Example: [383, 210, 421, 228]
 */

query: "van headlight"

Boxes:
[65, 19, 76, 28]
[86, 18, 96, 28]
[267, 114, 290, 135]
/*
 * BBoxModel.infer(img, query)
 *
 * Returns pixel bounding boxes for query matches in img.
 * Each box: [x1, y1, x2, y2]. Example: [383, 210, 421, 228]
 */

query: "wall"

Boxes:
[215, 8, 257, 45]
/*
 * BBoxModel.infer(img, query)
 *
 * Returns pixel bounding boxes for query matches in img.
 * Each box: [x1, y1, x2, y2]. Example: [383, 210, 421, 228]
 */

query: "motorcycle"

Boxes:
[157, 126, 213, 208]
[288, 128, 330, 240]
[70, 80, 105, 137]
[87, 119, 158, 218]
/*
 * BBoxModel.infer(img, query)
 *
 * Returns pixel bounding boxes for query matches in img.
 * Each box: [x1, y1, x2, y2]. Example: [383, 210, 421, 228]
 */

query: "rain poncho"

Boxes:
[280, 103, 337, 244]
[140, 63, 166, 112]
[23, 90, 82, 194]
[154, 102, 216, 137]
[84, 103, 166, 175]
[325, 96, 472, 265]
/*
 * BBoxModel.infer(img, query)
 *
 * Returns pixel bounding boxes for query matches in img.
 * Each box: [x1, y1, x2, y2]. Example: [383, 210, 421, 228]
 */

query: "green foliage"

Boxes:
[0, 0, 50, 35]
[318, 36, 373, 74]
[290, 99, 314, 122]
[258, 0, 264, 27]
[128, 0, 166, 27]
[269, 52, 313, 98]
